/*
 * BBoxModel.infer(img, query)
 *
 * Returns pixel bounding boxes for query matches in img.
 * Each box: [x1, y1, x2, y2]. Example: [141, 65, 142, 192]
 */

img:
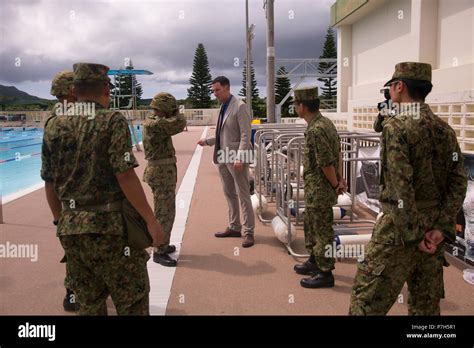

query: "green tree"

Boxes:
[318, 27, 337, 104]
[253, 97, 267, 118]
[110, 60, 143, 109]
[239, 60, 260, 115]
[187, 43, 213, 108]
[275, 66, 293, 117]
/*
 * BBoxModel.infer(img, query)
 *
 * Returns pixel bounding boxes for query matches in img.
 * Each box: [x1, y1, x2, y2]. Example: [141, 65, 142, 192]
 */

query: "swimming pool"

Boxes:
[0, 125, 143, 199]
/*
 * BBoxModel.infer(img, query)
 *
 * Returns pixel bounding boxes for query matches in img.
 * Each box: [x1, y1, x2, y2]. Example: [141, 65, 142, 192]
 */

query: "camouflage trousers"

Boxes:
[144, 164, 177, 254]
[59, 233, 150, 315]
[304, 206, 335, 272]
[151, 183, 176, 254]
[60, 254, 73, 290]
[349, 212, 446, 315]
[64, 264, 72, 290]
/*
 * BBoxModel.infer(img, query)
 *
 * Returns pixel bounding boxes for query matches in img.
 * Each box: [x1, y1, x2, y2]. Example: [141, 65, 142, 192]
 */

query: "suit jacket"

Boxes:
[206, 95, 252, 164]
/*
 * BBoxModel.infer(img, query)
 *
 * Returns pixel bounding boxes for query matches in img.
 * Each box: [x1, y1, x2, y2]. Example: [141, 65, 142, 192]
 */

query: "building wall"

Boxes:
[437, 0, 473, 70]
[351, 0, 414, 87]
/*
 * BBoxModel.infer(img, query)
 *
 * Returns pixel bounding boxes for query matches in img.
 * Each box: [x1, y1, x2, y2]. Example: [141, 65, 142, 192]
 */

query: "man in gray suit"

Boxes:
[198, 76, 255, 247]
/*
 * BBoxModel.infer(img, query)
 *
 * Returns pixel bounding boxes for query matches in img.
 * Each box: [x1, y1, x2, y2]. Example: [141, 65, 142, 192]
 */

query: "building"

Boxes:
[330, 0, 473, 152]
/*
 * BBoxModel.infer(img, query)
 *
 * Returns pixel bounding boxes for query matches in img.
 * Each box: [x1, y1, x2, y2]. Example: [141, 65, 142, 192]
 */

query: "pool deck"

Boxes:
[1, 125, 473, 315]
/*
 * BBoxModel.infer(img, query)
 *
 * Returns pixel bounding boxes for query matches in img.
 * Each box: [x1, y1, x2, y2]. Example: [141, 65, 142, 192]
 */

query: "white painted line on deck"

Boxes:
[148, 126, 208, 315]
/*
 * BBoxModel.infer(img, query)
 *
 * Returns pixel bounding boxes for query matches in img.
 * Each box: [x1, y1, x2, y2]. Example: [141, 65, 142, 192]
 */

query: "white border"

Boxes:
[148, 126, 208, 315]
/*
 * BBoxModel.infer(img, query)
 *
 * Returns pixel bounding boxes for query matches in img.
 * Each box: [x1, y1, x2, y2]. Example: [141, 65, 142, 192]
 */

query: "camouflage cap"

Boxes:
[73, 63, 113, 87]
[384, 62, 432, 86]
[50, 71, 74, 97]
[150, 92, 178, 114]
[294, 86, 319, 102]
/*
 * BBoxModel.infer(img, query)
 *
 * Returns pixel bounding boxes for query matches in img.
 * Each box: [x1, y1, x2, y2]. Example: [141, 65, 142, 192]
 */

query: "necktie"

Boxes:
[216, 106, 226, 148]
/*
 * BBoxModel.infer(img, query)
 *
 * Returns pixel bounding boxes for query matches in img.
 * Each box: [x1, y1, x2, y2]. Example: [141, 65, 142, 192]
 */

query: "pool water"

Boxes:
[0, 125, 143, 198]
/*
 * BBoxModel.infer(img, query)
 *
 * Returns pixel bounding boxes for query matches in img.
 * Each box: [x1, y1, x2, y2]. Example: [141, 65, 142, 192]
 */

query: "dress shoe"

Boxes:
[63, 288, 80, 312]
[153, 252, 177, 267]
[300, 271, 335, 288]
[294, 255, 320, 275]
[214, 228, 242, 238]
[242, 234, 255, 248]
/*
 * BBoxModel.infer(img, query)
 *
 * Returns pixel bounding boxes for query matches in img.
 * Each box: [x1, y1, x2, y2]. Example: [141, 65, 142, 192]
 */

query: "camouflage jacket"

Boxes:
[303, 112, 340, 207]
[41, 101, 138, 236]
[142, 112, 186, 161]
[379, 103, 467, 244]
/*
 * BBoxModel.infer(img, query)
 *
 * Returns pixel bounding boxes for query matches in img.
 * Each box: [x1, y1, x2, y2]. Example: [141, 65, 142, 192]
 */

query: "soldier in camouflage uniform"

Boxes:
[349, 62, 467, 315]
[41, 63, 163, 315]
[143, 92, 186, 267]
[49, 71, 80, 312]
[293, 87, 346, 288]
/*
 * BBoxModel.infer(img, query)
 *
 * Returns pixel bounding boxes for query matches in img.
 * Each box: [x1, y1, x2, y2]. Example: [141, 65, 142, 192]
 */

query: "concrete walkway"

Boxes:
[166, 127, 474, 315]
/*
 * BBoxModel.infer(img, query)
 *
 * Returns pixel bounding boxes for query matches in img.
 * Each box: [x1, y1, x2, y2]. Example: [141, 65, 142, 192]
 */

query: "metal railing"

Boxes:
[253, 124, 382, 257]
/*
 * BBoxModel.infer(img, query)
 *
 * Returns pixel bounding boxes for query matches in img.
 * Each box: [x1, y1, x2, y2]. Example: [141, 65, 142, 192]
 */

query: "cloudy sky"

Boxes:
[0, 0, 335, 100]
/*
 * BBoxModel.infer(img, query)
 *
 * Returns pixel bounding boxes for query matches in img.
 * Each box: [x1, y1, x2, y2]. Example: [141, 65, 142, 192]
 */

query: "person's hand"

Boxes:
[425, 229, 445, 249]
[234, 160, 243, 171]
[336, 178, 348, 195]
[418, 230, 444, 254]
[197, 139, 207, 146]
[418, 237, 437, 254]
[147, 219, 165, 247]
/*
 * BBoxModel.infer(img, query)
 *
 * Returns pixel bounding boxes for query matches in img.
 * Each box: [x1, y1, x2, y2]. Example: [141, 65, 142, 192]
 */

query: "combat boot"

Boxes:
[63, 288, 80, 312]
[294, 254, 320, 275]
[153, 252, 177, 267]
[165, 245, 176, 254]
[300, 271, 335, 288]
